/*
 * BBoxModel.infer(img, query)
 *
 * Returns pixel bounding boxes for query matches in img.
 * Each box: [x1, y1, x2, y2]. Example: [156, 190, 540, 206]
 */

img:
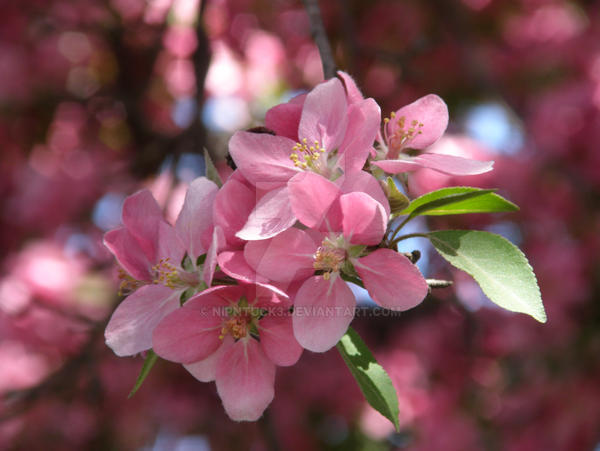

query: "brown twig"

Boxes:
[302, 0, 337, 79]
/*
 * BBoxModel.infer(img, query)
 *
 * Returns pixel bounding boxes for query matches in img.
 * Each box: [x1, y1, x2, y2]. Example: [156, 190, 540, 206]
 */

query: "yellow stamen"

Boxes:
[313, 245, 346, 278]
[219, 315, 251, 340]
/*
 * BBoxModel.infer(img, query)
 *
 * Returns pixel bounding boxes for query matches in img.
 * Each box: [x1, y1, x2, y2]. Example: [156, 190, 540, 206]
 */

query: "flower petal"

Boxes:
[184, 337, 231, 382]
[259, 314, 303, 367]
[156, 221, 186, 267]
[203, 226, 224, 286]
[264, 94, 305, 141]
[389, 94, 448, 150]
[337, 70, 364, 104]
[228, 131, 300, 189]
[216, 339, 276, 421]
[292, 275, 355, 352]
[411, 153, 494, 176]
[214, 175, 255, 247]
[371, 159, 422, 174]
[288, 172, 341, 230]
[105, 284, 180, 356]
[121, 189, 164, 263]
[336, 170, 390, 217]
[299, 77, 348, 151]
[236, 186, 297, 240]
[103, 227, 152, 281]
[354, 248, 428, 311]
[175, 177, 218, 260]
[244, 228, 316, 283]
[152, 295, 225, 364]
[340, 192, 387, 246]
[336, 98, 381, 174]
[217, 250, 268, 285]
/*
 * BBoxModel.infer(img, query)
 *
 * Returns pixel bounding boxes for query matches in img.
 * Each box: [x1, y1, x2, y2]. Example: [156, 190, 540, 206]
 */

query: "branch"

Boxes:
[0, 319, 108, 422]
[302, 0, 337, 79]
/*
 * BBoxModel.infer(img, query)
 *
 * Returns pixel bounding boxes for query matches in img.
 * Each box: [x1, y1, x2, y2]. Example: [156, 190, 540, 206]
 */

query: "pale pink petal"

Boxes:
[354, 249, 428, 311]
[244, 228, 317, 283]
[389, 94, 448, 150]
[288, 172, 341, 230]
[217, 251, 268, 285]
[337, 71, 364, 104]
[203, 226, 224, 286]
[105, 284, 180, 356]
[259, 314, 302, 366]
[298, 78, 348, 151]
[245, 282, 290, 302]
[103, 228, 152, 281]
[264, 97, 304, 140]
[336, 98, 381, 174]
[213, 175, 255, 247]
[121, 189, 164, 263]
[410, 153, 494, 175]
[156, 221, 186, 266]
[371, 158, 421, 174]
[336, 171, 390, 216]
[228, 131, 300, 189]
[216, 160, 234, 183]
[191, 284, 246, 305]
[184, 337, 232, 382]
[340, 192, 387, 246]
[236, 186, 297, 240]
[175, 177, 218, 260]
[292, 275, 355, 352]
[152, 297, 224, 363]
[216, 339, 276, 421]
[249, 284, 291, 309]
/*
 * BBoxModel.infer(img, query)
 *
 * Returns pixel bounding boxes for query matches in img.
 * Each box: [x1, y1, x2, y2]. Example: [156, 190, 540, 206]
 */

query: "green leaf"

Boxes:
[337, 327, 400, 431]
[385, 177, 410, 214]
[180, 287, 196, 305]
[428, 230, 546, 323]
[397, 187, 518, 218]
[128, 350, 158, 398]
[181, 253, 194, 272]
[204, 148, 223, 188]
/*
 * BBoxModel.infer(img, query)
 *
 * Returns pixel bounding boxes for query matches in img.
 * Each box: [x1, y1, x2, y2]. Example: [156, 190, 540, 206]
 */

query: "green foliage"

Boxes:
[337, 327, 400, 431]
[428, 230, 546, 322]
[398, 186, 518, 218]
[128, 350, 158, 398]
[385, 177, 410, 215]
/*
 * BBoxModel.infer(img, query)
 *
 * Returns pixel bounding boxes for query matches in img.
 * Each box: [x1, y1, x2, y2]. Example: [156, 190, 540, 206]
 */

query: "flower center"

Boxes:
[219, 314, 251, 340]
[218, 297, 263, 341]
[117, 268, 144, 296]
[313, 244, 346, 280]
[384, 112, 423, 157]
[290, 138, 327, 171]
[152, 258, 198, 289]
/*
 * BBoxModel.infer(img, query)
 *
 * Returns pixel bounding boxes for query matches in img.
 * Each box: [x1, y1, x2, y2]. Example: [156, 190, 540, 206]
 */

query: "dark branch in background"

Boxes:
[106, 2, 211, 177]
[338, 0, 357, 75]
[0, 319, 108, 423]
[302, 0, 337, 79]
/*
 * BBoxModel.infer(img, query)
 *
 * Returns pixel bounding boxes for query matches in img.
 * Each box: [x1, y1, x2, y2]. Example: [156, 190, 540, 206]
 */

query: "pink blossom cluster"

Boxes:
[103, 71, 493, 421]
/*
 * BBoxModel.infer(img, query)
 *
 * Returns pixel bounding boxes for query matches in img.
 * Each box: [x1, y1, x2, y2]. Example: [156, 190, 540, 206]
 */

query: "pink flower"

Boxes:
[372, 94, 495, 176]
[152, 284, 302, 421]
[228, 74, 381, 239]
[241, 174, 428, 352]
[213, 170, 296, 245]
[103, 178, 218, 356]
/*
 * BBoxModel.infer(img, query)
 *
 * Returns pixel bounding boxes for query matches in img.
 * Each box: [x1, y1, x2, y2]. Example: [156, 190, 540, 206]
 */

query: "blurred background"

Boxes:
[1, 0, 600, 449]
